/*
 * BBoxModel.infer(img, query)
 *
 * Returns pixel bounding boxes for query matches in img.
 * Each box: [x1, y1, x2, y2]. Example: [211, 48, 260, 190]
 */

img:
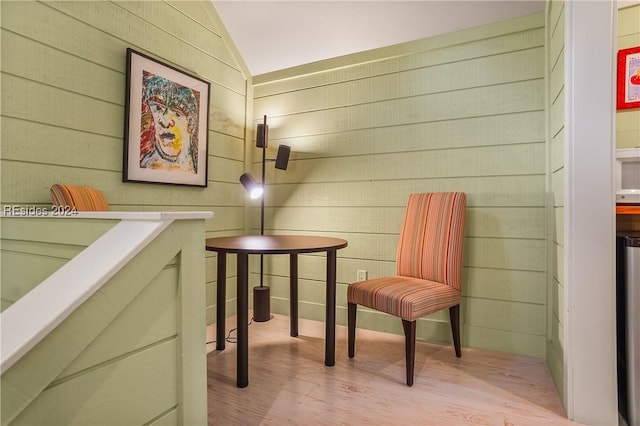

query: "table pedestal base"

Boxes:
[253, 286, 271, 322]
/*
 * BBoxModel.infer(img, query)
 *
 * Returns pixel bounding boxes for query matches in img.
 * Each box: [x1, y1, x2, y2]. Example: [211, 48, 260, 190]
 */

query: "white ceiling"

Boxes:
[212, 1, 546, 76]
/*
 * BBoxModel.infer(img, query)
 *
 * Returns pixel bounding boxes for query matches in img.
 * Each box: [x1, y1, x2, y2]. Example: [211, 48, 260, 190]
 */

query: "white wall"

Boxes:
[563, 1, 617, 423]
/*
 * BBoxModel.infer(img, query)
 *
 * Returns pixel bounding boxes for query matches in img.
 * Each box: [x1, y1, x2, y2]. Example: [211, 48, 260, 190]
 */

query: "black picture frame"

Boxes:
[123, 48, 210, 187]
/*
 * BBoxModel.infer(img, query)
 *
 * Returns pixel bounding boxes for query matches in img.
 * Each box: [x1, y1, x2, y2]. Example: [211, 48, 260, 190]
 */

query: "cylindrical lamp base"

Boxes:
[253, 286, 271, 322]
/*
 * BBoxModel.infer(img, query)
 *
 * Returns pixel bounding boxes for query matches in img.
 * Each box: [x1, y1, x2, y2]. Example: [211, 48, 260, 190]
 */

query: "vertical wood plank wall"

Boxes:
[253, 13, 548, 358]
[617, 4, 640, 150]
[0, 0, 250, 323]
[546, 0, 566, 398]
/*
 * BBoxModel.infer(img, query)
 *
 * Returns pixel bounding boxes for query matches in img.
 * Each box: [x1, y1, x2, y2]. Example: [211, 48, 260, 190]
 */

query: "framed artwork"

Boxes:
[123, 48, 210, 186]
[617, 46, 640, 110]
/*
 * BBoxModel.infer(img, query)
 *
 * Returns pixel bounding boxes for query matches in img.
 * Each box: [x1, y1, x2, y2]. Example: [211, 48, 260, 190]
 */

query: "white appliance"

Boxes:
[617, 148, 640, 204]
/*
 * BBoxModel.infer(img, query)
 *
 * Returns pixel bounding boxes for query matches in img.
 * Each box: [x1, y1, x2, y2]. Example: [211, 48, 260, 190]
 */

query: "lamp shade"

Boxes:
[276, 145, 291, 170]
[275, 145, 291, 170]
[256, 123, 268, 148]
[239, 173, 263, 199]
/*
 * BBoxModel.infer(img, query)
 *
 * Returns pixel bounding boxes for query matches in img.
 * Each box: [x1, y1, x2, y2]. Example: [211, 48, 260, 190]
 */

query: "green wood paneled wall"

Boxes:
[0, 0, 250, 323]
[252, 13, 548, 357]
[0, 218, 116, 311]
[546, 0, 566, 398]
[617, 4, 640, 149]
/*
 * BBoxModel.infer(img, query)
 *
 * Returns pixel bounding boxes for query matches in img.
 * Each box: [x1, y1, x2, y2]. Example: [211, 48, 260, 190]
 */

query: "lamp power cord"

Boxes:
[206, 317, 254, 345]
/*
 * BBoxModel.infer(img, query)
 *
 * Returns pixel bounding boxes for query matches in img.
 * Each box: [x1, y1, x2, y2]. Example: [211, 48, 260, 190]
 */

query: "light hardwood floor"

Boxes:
[206, 313, 581, 426]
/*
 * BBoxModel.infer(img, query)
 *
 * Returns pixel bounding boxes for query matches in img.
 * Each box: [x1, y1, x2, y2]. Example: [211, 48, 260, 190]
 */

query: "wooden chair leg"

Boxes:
[348, 302, 357, 358]
[402, 319, 416, 386]
[449, 304, 461, 358]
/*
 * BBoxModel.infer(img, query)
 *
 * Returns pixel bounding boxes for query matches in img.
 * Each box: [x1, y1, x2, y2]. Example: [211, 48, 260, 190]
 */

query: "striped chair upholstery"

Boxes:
[50, 184, 109, 211]
[347, 192, 466, 386]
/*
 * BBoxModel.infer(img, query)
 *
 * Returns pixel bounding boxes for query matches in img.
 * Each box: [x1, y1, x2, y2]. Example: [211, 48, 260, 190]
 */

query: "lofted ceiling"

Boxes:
[212, 1, 546, 76]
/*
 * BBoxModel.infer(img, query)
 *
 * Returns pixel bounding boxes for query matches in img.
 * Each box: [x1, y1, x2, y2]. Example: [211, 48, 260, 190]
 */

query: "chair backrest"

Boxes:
[396, 192, 466, 290]
[50, 184, 109, 211]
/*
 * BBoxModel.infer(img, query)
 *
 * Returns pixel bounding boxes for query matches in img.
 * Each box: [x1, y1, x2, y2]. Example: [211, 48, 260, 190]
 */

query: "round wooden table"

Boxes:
[205, 235, 348, 388]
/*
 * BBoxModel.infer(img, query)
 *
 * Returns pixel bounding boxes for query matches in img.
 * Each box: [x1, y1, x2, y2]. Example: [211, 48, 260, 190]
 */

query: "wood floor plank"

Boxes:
[206, 313, 580, 425]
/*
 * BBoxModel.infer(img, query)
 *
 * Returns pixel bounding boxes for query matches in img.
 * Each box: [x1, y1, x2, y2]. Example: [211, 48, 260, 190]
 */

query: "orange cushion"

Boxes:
[347, 276, 461, 321]
[50, 184, 109, 211]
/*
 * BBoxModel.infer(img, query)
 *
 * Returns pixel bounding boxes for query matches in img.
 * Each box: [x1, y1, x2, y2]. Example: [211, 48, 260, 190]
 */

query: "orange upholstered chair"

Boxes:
[50, 184, 109, 211]
[347, 192, 467, 386]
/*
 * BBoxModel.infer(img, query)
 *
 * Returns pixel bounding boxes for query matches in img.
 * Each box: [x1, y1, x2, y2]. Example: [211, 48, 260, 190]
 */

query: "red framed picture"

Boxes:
[617, 46, 640, 110]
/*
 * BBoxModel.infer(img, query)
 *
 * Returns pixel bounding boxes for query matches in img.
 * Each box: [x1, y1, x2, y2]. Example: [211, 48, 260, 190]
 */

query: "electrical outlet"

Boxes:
[357, 269, 368, 281]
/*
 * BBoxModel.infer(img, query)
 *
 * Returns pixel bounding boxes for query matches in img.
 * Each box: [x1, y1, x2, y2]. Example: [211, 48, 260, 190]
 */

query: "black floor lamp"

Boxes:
[239, 115, 291, 322]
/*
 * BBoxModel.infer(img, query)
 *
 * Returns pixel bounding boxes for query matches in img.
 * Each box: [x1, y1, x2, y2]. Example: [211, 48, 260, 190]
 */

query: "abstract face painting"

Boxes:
[140, 71, 200, 174]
